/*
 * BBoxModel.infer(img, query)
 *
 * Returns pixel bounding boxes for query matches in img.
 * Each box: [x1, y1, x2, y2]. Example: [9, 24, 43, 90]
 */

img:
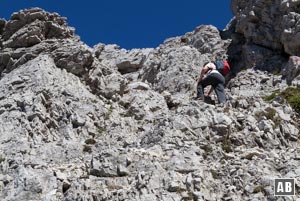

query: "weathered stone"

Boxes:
[282, 56, 300, 85]
[2, 8, 74, 47]
[126, 81, 150, 91]
[0, 18, 6, 35]
[185, 25, 230, 59]
[258, 120, 274, 133]
[116, 48, 150, 74]
[51, 40, 93, 75]
[117, 165, 130, 177]
[280, 122, 299, 141]
[0, 5, 300, 201]
[213, 113, 232, 126]
[139, 45, 205, 98]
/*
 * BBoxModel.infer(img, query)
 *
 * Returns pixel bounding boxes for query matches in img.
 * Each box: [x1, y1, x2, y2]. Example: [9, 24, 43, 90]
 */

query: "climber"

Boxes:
[195, 62, 226, 104]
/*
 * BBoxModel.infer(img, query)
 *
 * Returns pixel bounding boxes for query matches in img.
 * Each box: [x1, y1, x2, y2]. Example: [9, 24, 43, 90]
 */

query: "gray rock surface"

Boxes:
[228, 0, 300, 72]
[0, 5, 300, 201]
[2, 8, 74, 48]
[283, 55, 300, 85]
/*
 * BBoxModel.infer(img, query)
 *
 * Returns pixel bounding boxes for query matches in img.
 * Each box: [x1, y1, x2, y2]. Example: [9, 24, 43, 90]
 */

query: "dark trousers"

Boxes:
[197, 73, 226, 103]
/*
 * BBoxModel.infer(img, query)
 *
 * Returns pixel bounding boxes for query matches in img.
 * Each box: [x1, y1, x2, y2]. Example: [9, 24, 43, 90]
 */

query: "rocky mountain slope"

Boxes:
[1, 1, 300, 200]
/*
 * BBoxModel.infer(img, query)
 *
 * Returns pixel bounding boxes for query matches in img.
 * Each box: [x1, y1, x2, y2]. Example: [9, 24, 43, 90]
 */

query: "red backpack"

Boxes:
[214, 60, 230, 76]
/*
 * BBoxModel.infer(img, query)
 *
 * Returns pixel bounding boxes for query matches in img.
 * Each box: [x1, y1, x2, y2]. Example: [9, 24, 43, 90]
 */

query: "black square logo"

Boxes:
[274, 178, 295, 196]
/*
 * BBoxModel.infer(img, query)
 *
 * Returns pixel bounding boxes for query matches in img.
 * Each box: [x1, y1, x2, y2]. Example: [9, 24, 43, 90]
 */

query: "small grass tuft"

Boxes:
[91, 99, 98, 104]
[263, 87, 300, 114]
[85, 138, 96, 145]
[210, 169, 219, 179]
[181, 191, 195, 201]
[281, 87, 300, 113]
[98, 127, 106, 135]
[264, 107, 276, 120]
[0, 155, 5, 163]
[222, 143, 232, 153]
[288, 95, 300, 113]
[263, 90, 280, 102]
[253, 185, 266, 194]
[83, 145, 92, 153]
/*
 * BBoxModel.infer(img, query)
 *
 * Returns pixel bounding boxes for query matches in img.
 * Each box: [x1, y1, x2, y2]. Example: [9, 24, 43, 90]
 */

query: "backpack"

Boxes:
[214, 60, 230, 76]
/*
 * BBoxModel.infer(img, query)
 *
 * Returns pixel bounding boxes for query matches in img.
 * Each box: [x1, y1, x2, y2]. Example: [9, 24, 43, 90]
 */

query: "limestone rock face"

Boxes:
[139, 45, 205, 97]
[0, 6, 300, 201]
[2, 8, 74, 48]
[282, 55, 300, 85]
[0, 55, 108, 200]
[231, 0, 300, 54]
[185, 25, 231, 59]
[229, 0, 300, 72]
[0, 8, 92, 76]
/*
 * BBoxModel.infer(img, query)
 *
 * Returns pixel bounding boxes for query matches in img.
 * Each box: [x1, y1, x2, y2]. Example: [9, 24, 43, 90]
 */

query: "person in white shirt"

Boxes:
[195, 62, 226, 104]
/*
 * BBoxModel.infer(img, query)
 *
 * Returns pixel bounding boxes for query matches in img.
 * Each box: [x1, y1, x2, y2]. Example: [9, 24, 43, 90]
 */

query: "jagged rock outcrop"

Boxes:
[229, 0, 300, 81]
[2, 8, 74, 48]
[184, 25, 231, 59]
[281, 55, 300, 87]
[0, 8, 92, 76]
[0, 4, 300, 201]
[232, 0, 300, 56]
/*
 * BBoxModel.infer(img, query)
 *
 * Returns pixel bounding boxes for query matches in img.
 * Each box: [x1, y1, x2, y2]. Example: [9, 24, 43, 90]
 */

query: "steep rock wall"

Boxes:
[0, 5, 300, 201]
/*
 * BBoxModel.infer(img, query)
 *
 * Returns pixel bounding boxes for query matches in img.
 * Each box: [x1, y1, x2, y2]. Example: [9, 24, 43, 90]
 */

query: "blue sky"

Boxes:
[0, 0, 233, 49]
